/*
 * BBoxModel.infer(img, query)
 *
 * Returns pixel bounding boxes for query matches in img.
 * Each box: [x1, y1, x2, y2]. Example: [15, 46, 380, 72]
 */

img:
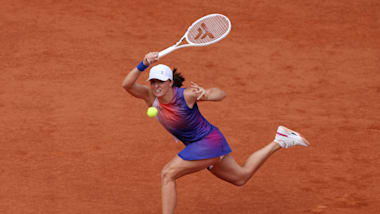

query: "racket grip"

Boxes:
[158, 46, 176, 58]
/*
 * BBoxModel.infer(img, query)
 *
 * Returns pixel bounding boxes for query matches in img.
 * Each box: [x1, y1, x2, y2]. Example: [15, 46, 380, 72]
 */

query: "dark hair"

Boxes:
[172, 68, 185, 88]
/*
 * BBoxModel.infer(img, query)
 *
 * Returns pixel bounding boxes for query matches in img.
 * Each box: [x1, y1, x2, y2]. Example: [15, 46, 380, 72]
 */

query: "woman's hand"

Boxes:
[190, 82, 206, 100]
[143, 52, 159, 66]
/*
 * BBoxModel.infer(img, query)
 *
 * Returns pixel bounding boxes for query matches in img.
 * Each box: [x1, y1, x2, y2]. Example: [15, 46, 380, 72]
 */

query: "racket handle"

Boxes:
[158, 46, 176, 58]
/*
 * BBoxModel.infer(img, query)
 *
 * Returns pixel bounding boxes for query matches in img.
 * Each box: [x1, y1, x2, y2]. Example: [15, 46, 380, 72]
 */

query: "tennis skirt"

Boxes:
[178, 128, 232, 161]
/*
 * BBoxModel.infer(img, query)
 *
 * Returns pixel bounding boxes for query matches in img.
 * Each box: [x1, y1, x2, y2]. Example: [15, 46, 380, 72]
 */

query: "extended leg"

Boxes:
[210, 126, 310, 186]
[210, 141, 280, 186]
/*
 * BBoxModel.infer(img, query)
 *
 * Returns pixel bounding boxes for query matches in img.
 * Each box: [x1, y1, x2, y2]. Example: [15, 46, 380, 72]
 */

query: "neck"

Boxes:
[158, 87, 174, 104]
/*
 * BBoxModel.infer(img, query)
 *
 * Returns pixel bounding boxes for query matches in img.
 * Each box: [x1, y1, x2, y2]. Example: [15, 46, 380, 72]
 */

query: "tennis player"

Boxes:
[122, 52, 310, 214]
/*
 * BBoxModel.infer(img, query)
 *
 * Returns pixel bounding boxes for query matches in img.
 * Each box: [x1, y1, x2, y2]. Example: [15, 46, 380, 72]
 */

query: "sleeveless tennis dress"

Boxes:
[153, 87, 232, 160]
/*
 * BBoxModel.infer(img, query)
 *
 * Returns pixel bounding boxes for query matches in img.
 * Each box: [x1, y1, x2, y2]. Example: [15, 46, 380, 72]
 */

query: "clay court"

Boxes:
[1, 0, 379, 213]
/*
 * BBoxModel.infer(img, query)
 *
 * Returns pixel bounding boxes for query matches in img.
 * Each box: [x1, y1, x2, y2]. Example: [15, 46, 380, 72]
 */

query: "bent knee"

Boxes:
[161, 167, 176, 184]
[232, 179, 248, 187]
[160, 168, 172, 179]
[231, 172, 250, 186]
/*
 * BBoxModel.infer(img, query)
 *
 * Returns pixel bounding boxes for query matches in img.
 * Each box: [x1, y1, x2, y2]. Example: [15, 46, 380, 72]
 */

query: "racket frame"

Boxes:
[158, 14, 231, 58]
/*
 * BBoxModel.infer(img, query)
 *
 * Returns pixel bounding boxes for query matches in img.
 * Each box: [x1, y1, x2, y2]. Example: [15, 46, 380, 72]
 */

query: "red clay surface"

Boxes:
[1, 0, 380, 213]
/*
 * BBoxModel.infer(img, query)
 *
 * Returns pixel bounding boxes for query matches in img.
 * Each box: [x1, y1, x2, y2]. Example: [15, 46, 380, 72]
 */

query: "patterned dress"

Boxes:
[153, 87, 232, 160]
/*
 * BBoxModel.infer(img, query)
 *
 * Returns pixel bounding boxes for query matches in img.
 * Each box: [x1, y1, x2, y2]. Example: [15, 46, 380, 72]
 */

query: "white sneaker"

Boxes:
[274, 126, 310, 148]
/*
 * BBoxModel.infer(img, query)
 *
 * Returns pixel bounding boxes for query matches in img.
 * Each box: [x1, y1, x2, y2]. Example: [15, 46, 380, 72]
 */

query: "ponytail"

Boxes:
[172, 68, 185, 88]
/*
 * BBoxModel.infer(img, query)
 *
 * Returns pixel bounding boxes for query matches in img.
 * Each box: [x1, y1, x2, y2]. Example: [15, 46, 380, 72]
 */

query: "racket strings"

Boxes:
[187, 15, 230, 44]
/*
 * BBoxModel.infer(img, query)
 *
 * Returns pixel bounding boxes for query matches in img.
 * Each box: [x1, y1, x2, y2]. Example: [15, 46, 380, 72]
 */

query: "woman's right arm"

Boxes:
[122, 52, 159, 103]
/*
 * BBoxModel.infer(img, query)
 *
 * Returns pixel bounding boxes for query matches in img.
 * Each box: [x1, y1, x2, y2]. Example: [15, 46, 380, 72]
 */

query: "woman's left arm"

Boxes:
[184, 82, 226, 108]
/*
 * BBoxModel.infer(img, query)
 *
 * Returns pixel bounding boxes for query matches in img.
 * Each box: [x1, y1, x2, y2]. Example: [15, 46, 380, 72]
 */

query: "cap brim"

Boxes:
[146, 76, 171, 82]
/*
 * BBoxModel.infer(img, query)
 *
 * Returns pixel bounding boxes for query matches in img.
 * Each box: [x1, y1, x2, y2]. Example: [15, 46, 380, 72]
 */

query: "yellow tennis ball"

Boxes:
[147, 107, 158, 118]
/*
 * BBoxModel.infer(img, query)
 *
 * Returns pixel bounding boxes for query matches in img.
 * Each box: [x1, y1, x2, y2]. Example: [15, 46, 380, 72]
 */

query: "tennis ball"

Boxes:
[147, 107, 158, 118]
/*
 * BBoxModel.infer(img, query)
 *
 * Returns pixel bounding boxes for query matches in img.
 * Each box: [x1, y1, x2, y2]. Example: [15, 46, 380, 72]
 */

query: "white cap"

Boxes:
[147, 64, 173, 81]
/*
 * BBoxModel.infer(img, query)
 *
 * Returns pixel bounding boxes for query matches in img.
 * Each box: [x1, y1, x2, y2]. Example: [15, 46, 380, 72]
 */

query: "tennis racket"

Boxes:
[158, 14, 231, 58]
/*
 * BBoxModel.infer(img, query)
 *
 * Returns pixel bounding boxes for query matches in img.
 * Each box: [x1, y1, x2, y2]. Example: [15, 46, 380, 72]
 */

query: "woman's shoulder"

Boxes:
[182, 87, 198, 109]
[181, 87, 193, 97]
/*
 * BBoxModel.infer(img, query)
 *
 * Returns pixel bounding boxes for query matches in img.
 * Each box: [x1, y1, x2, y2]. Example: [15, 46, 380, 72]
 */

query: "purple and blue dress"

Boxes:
[153, 87, 232, 160]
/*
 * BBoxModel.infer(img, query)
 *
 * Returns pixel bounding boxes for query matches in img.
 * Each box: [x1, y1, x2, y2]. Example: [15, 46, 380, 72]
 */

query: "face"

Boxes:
[150, 79, 172, 97]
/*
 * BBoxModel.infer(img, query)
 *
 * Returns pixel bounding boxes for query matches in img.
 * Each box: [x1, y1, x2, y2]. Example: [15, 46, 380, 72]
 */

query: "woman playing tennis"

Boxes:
[122, 52, 310, 214]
